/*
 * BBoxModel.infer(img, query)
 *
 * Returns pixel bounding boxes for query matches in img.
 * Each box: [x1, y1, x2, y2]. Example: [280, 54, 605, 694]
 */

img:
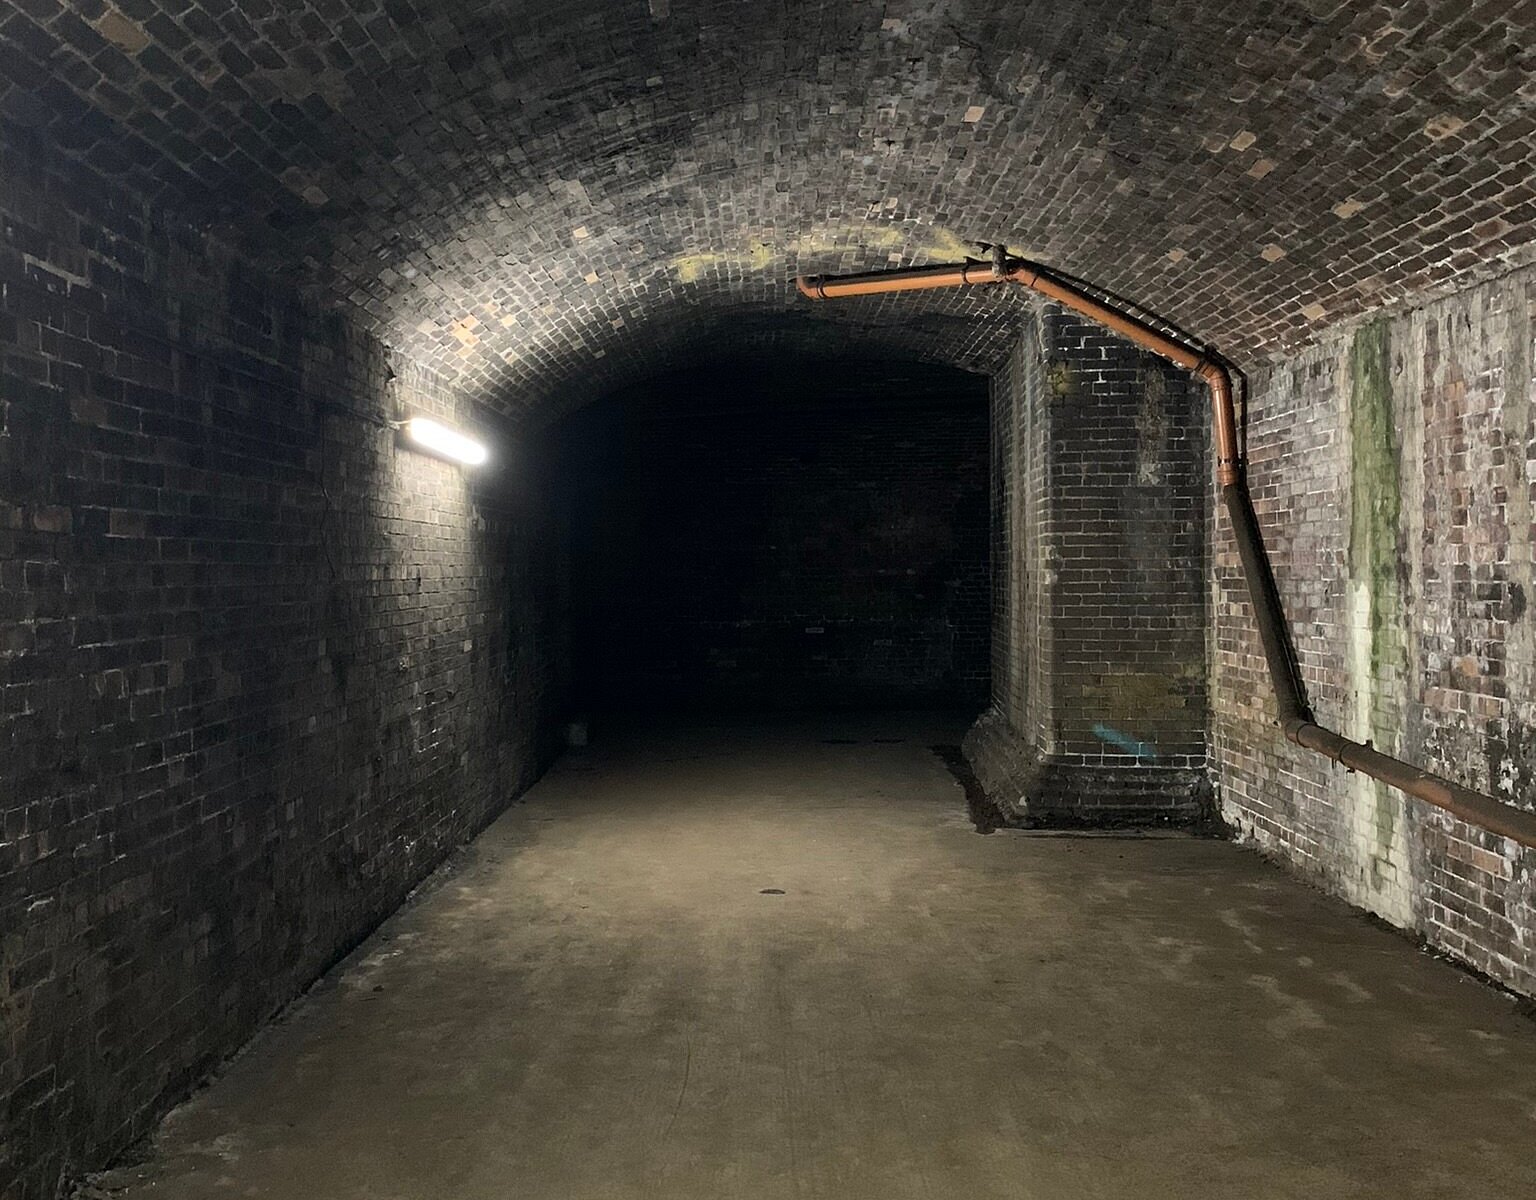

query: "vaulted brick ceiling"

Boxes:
[6, 0, 1534, 420]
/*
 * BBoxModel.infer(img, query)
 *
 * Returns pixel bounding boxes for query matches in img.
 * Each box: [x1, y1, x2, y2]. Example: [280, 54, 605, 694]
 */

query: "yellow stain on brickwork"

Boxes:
[670, 225, 976, 284]
[1423, 114, 1467, 140]
[671, 241, 777, 283]
[93, 8, 150, 53]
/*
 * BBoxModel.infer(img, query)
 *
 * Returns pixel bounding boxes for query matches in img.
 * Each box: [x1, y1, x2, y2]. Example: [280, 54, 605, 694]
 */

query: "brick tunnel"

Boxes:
[5, 2, 1536, 1197]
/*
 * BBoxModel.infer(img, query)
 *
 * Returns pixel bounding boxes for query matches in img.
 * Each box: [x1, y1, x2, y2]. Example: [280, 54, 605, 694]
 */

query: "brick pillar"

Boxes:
[964, 305, 1211, 825]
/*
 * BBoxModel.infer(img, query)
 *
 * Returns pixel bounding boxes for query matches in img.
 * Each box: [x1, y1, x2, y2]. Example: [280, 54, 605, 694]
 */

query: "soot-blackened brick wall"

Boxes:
[966, 304, 1209, 824]
[0, 125, 564, 1200]
[1214, 263, 1536, 996]
[557, 365, 989, 711]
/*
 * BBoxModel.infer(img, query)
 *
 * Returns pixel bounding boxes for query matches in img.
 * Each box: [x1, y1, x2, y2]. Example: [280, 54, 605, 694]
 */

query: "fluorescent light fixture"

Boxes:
[403, 416, 488, 466]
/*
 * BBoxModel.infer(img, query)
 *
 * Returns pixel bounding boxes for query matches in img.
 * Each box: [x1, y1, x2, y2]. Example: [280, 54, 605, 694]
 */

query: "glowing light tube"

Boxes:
[404, 416, 488, 465]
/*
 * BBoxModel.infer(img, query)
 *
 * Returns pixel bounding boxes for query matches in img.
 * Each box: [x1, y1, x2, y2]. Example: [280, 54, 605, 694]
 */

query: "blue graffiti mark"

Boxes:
[1092, 722, 1158, 761]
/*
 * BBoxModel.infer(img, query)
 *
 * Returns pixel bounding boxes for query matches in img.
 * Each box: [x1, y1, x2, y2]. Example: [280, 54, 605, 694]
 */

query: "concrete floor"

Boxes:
[95, 714, 1536, 1199]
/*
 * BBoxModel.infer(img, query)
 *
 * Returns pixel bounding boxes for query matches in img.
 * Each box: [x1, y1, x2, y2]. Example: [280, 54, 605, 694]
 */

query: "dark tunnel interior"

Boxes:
[549, 359, 990, 717]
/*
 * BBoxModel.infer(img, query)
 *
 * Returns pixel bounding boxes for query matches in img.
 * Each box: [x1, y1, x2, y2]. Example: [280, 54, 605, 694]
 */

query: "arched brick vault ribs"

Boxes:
[5, 0, 1535, 420]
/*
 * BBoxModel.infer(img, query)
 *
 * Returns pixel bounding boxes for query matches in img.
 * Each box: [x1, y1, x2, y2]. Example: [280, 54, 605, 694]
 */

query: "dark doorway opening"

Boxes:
[550, 359, 990, 717]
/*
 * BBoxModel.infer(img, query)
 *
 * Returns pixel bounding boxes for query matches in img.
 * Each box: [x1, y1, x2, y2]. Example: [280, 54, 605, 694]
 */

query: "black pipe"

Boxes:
[1221, 482, 1312, 727]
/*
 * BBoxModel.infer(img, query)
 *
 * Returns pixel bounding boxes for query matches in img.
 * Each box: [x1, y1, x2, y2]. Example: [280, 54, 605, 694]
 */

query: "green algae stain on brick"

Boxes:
[1347, 319, 1406, 894]
[1348, 321, 1402, 660]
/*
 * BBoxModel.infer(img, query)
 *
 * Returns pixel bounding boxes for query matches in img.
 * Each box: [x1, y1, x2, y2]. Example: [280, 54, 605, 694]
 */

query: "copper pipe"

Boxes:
[796, 257, 1536, 849]
[795, 261, 1004, 298]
